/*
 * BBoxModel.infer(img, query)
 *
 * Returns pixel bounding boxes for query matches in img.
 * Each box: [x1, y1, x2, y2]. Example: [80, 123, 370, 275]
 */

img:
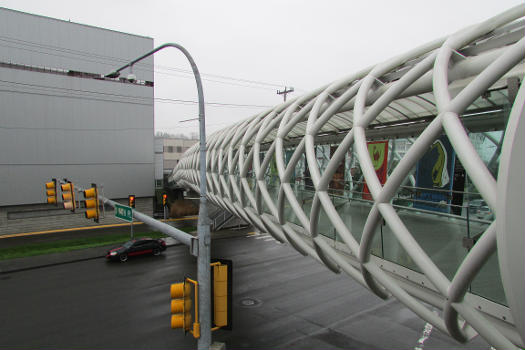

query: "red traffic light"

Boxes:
[128, 195, 136, 208]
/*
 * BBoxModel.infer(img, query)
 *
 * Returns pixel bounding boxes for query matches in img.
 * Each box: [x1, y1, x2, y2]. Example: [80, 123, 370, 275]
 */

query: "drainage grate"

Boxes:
[239, 297, 261, 308]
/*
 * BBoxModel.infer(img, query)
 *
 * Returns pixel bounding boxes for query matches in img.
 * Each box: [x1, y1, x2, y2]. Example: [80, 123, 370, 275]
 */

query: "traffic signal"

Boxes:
[61, 181, 76, 212]
[83, 184, 100, 222]
[128, 195, 136, 208]
[211, 259, 232, 330]
[162, 193, 168, 206]
[45, 179, 57, 205]
[171, 278, 199, 338]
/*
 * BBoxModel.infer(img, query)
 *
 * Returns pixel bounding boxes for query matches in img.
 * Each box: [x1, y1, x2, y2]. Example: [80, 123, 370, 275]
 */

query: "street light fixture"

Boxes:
[105, 43, 212, 350]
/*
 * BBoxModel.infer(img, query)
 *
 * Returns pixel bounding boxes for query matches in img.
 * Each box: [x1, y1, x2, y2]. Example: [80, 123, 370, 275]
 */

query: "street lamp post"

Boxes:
[106, 43, 212, 350]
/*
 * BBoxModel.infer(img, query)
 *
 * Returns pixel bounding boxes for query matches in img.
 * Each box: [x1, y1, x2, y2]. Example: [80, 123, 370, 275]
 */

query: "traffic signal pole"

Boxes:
[106, 43, 212, 349]
[195, 60, 212, 350]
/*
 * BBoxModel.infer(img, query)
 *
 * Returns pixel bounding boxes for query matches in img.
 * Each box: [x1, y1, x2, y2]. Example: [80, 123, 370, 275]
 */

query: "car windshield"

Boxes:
[123, 241, 134, 248]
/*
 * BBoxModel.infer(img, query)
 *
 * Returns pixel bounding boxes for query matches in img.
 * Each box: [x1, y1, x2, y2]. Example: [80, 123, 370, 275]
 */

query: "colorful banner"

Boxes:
[362, 141, 389, 200]
[414, 135, 456, 213]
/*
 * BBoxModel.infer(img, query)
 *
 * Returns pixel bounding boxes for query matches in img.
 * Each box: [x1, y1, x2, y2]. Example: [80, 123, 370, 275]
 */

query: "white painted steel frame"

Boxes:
[173, 5, 525, 349]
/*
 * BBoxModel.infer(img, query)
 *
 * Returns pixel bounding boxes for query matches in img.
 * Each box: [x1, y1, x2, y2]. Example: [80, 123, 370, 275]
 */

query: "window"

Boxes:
[176, 146, 182, 153]
[167, 146, 174, 153]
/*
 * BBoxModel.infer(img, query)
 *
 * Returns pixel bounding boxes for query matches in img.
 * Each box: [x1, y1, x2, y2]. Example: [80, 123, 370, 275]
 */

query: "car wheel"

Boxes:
[119, 254, 128, 262]
[153, 248, 160, 256]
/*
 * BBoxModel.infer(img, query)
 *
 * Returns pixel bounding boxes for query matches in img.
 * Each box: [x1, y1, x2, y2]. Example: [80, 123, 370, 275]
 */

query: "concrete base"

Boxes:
[210, 342, 226, 350]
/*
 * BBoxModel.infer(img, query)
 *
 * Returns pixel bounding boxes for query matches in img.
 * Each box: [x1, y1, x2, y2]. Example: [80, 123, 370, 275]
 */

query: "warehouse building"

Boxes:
[0, 8, 155, 234]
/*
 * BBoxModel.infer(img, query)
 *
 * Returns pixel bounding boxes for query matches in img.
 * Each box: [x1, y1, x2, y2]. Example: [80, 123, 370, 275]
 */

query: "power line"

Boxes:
[159, 121, 238, 130]
[154, 64, 283, 88]
[155, 97, 271, 109]
[0, 35, 287, 89]
[0, 41, 278, 91]
[0, 79, 273, 109]
[0, 87, 270, 109]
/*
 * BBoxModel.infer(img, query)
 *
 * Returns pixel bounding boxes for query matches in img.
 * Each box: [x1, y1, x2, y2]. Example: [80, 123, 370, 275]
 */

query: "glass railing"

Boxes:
[224, 172, 505, 307]
[273, 175, 505, 306]
[470, 250, 507, 306]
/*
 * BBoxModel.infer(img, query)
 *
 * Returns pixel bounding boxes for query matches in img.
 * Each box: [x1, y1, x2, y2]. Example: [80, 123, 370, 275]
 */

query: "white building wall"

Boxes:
[154, 137, 164, 186]
[0, 8, 155, 206]
[163, 138, 198, 172]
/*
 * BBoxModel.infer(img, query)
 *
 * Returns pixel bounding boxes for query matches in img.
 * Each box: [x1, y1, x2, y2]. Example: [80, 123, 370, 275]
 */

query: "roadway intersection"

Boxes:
[0, 231, 493, 349]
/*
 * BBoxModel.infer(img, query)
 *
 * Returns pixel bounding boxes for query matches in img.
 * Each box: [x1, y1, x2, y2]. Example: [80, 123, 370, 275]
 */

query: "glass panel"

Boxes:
[382, 208, 469, 279]
[297, 187, 314, 226]
[262, 150, 280, 216]
[317, 204, 336, 240]
[470, 251, 507, 306]
[468, 130, 503, 179]
[281, 196, 300, 226]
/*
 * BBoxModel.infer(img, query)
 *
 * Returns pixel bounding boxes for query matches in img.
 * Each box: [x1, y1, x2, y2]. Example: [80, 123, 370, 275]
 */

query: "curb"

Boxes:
[0, 240, 183, 275]
[0, 255, 105, 274]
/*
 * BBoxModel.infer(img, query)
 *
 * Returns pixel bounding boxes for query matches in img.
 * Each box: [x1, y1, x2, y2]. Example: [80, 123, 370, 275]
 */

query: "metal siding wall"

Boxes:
[0, 8, 153, 80]
[0, 8, 154, 206]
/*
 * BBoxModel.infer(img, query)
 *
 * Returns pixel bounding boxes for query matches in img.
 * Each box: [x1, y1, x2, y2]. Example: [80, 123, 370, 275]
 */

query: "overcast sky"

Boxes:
[0, 0, 522, 136]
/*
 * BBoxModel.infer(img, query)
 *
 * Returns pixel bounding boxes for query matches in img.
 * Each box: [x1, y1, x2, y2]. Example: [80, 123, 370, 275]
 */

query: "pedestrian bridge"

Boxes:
[172, 5, 524, 349]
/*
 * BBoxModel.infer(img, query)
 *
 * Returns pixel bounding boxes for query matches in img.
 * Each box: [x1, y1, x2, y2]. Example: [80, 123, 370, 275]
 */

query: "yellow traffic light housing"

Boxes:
[170, 261, 231, 338]
[61, 181, 76, 212]
[170, 278, 200, 338]
[170, 280, 192, 331]
[211, 259, 232, 330]
[45, 179, 57, 205]
[83, 184, 100, 222]
[162, 193, 168, 206]
[128, 195, 136, 208]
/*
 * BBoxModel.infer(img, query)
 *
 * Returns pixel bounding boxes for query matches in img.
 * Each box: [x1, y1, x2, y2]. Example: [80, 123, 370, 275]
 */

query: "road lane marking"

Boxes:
[414, 309, 438, 350]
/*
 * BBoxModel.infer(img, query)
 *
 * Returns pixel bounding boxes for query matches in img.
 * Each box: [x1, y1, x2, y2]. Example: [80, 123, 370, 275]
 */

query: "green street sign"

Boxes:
[115, 203, 133, 222]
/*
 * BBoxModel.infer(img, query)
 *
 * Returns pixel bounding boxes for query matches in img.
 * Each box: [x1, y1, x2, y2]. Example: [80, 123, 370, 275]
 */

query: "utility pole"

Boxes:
[277, 86, 294, 102]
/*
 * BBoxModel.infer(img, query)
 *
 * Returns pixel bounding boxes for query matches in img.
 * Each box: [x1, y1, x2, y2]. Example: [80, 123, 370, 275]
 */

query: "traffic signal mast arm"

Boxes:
[101, 196, 195, 248]
[50, 179, 229, 342]
[53, 180, 196, 251]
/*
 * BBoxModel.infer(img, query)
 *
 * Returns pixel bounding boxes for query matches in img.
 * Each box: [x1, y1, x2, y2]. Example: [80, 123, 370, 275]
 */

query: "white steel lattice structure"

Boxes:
[172, 5, 525, 349]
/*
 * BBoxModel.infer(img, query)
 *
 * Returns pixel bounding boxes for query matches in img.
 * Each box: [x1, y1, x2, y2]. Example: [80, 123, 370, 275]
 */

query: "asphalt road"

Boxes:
[0, 233, 491, 349]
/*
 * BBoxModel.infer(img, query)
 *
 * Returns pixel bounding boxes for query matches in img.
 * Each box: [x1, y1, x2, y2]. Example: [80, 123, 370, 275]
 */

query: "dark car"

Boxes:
[106, 238, 167, 262]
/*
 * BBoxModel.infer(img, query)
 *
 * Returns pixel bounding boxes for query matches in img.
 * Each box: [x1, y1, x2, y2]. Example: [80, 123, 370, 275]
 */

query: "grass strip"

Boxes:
[0, 227, 195, 260]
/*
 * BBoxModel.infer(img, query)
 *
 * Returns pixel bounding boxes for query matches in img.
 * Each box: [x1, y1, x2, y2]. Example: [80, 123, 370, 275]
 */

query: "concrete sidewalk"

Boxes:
[0, 227, 252, 274]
